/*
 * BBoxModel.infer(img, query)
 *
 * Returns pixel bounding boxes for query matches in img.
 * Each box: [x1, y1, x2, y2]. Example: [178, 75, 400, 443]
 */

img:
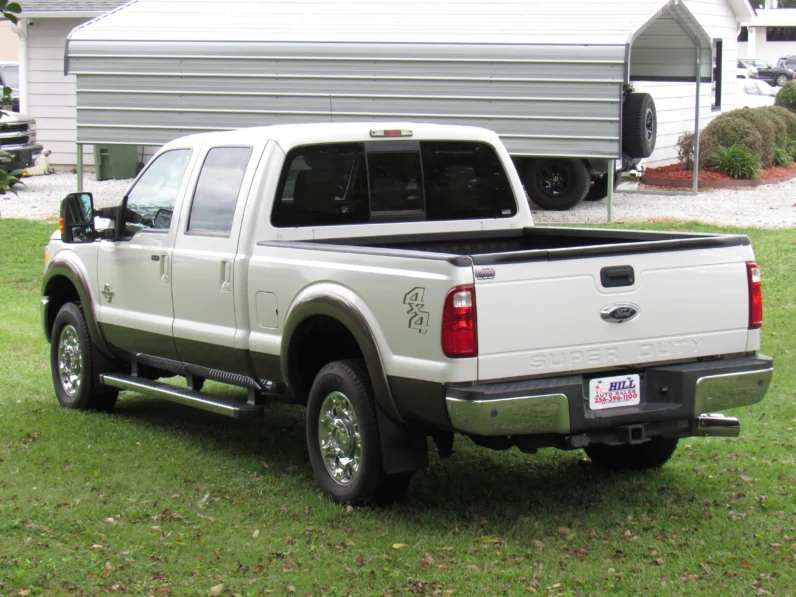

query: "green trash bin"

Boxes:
[94, 144, 138, 181]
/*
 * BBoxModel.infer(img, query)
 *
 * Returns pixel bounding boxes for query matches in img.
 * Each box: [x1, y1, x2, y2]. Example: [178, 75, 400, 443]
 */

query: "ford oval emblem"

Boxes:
[600, 303, 640, 324]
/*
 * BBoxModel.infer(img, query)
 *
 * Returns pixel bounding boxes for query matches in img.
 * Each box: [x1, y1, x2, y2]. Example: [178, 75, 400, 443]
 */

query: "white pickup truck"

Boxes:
[43, 123, 772, 504]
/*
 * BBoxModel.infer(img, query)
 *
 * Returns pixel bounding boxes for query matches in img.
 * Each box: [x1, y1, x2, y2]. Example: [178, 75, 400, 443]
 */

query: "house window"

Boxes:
[737, 27, 749, 42]
[767, 27, 796, 42]
[712, 39, 723, 111]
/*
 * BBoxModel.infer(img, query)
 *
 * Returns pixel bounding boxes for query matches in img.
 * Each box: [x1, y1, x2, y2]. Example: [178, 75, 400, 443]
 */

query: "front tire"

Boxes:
[524, 158, 590, 211]
[585, 437, 678, 470]
[50, 302, 118, 411]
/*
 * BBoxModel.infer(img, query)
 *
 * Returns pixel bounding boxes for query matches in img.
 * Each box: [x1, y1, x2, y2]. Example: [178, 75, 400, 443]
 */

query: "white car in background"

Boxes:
[736, 78, 777, 108]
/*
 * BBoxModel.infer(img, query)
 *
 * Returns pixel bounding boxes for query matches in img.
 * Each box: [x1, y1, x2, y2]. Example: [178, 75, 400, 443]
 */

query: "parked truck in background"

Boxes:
[43, 122, 771, 504]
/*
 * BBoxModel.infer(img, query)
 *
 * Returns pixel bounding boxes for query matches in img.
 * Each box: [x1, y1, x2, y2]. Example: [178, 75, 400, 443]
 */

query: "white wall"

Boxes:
[26, 17, 96, 168]
[639, 0, 741, 167]
[739, 27, 796, 64]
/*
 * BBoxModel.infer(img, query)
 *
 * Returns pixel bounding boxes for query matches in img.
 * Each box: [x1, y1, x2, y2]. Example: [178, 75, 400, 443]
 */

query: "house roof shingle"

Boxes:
[21, 0, 130, 15]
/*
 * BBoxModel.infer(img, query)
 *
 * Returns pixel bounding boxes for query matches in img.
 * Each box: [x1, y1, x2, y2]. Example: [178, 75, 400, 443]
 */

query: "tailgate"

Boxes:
[474, 243, 754, 381]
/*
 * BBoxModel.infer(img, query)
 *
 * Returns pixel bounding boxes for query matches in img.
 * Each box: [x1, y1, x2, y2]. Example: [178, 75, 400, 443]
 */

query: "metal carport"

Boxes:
[65, 0, 720, 219]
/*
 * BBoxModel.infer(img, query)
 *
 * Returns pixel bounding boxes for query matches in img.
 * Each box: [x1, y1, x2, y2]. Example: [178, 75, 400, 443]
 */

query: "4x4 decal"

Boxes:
[404, 287, 430, 334]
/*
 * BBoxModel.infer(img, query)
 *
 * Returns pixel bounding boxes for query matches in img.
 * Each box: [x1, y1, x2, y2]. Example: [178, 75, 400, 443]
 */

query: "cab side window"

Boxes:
[124, 149, 192, 235]
[187, 147, 253, 235]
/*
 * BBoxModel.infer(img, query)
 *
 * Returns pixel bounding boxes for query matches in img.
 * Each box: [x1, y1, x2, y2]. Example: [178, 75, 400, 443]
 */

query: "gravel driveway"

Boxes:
[2, 172, 795, 228]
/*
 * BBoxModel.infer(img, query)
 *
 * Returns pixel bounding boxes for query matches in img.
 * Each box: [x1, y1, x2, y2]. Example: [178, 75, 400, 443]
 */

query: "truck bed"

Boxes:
[307, 226, 750, 264]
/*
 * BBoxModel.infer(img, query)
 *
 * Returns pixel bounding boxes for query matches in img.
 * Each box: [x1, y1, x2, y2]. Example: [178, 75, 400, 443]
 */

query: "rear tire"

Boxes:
[307, 359, 411, 505]
[623, 93, 657, 159]
[585, 437, 678, 470]
[776, 73, 789, 87]
[50, 302, 118, 411]
[524, 158, 590, 211]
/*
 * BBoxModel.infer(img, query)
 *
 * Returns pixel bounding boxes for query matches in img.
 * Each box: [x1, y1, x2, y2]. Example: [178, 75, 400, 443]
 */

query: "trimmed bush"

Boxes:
[774, 147, 792, 167]
[729, 108, 776, 166]
[699, 117, 764, 167]
[787, 138, 796, 161]
[755, 107, 788, 149]
[775, 80, 796, 113]
[710, 145, 762, 179]
[767, 105, 796, 140]
[675, 131, 695, 170]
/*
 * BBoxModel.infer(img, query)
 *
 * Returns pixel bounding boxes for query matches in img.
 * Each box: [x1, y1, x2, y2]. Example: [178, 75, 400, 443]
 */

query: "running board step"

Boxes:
[100, 374, 263, 420]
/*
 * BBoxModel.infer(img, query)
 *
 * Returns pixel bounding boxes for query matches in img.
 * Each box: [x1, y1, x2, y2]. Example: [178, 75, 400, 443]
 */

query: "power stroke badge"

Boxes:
[404, 287, 430, 334]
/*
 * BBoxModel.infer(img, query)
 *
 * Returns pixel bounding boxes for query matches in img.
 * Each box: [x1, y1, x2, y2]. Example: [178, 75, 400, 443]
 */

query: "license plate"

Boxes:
[589, 374, 641, 410]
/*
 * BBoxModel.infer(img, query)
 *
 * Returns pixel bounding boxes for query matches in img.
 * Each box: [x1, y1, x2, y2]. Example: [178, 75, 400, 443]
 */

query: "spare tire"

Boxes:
[523, 158, 590, 211]
[623, 93, 657, 158]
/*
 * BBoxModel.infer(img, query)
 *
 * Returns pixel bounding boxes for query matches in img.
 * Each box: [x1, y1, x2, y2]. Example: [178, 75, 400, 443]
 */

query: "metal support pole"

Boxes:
[76, 143, 83, 192]
[692, 47, 702, 194]
[606, 160, 615, 224]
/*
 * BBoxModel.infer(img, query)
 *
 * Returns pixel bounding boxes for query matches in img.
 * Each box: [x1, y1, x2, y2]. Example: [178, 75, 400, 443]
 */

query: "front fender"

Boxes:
[281, 283, 402, 424]
[42, 251, 112, 358]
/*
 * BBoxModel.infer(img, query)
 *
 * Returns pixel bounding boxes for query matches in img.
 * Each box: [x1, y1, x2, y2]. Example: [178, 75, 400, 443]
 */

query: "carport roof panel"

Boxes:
[68, 0, 711, 47]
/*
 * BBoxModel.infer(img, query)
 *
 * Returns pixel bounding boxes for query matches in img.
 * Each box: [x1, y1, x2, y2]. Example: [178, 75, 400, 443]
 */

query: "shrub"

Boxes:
[755, 107, 788, 148]
[699, 117, 763, 167]
[775, 80, 796, 113]
[710, 145, 762, 179]
[774, 147, 792, 167]
[767, 105, 796, 140]
[675, 131, 695, 169]
[729, 108, 777, 166]
[787, 138, 796, 161]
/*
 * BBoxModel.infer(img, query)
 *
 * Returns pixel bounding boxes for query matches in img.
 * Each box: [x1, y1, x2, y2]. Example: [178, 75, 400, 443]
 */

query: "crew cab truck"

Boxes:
[43, 123, 773, 504]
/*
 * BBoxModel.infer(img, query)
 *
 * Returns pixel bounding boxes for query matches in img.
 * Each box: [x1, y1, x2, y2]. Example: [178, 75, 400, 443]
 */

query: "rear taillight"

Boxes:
[746, 262, 763, 329]
[442, 285, 477, 358]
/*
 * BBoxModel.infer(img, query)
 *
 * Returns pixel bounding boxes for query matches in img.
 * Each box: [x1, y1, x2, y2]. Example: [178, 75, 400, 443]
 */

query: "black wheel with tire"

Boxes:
[306, 359, 412, 505]
[623, 93, 657, 159]
[50, 302, 118, 411]
[524, 158, 590, 211]
[776, 73, 789, 87]
[583, 172, 622, 202]
[585, 437, 678, 471]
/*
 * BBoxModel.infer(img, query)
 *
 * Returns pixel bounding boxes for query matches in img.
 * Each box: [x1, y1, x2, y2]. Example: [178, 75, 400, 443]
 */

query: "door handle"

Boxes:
[220, 260, 232, 292]
[159, 254, 170, 284]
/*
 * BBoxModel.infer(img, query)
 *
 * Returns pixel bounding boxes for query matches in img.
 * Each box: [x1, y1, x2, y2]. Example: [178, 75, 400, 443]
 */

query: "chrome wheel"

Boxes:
[645, 108, 655, 141]
[318, 391, 362, 486]
[57, 324, 83, 397]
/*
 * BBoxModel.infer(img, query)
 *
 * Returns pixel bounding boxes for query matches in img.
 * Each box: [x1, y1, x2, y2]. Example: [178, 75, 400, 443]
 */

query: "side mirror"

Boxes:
[60, 192, 96, 243]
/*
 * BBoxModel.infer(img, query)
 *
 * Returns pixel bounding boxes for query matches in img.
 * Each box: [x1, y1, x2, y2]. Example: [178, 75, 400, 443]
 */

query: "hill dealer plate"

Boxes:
[589, 374, 641, 410]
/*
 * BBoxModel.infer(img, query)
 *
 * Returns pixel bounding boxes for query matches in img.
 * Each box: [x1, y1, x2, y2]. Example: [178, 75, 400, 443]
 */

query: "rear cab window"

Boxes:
[271, 140, 516, 228]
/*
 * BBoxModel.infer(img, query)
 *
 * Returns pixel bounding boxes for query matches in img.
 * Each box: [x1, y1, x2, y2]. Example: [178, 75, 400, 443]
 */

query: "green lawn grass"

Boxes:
[1, 219, 794, 597]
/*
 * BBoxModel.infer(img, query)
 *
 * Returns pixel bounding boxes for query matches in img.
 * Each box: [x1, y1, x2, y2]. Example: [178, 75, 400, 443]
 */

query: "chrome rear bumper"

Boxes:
[445, 356, 772, 438]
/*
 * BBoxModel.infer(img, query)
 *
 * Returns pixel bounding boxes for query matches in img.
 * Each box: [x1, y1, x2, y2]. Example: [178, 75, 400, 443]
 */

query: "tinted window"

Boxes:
[368, 151, 423, 216]
[271, 141, 516, 227]
[422, 141, 516, 220]
[125, 149, 192, 233]
[187, 147, 253, 235]
[272, 143, 369, 227]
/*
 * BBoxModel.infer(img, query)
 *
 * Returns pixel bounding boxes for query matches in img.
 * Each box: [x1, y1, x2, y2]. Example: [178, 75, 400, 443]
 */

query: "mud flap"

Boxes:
[376, 404, 428, 475]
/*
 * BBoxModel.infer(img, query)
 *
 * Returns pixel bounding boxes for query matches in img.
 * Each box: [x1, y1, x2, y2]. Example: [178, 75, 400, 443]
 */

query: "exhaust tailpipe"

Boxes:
[696, 414, 740, 438]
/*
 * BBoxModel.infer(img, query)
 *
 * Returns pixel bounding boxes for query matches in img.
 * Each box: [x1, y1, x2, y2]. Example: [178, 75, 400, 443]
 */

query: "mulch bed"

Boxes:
[642, 162, 796, 189]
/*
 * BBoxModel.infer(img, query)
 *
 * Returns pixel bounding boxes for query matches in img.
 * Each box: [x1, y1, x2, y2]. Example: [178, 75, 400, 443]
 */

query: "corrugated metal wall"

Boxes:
[68, 41, 626, 158]
[65, 0, 719, 162]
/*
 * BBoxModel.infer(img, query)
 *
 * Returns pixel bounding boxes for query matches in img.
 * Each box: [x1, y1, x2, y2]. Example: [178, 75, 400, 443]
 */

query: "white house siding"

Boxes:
[639, 0, 740, 167]
[27, 17, 95, 168]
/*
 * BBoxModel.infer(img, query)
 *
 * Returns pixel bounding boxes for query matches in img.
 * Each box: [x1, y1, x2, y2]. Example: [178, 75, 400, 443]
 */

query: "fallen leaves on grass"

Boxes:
[392, 543, 407, 550]
[208, 584, 224, 596]
[252, 529, 260, 538]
